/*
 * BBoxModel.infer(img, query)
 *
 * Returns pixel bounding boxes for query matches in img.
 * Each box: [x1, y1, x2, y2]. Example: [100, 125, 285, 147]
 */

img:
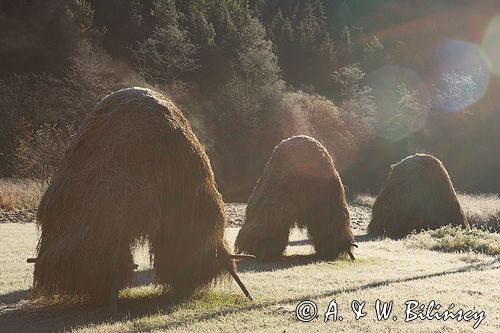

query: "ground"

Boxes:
[0, 203, 498, 333]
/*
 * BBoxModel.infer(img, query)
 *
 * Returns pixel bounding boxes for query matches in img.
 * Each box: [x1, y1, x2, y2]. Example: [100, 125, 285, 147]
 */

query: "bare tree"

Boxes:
[15, 123, 75, 187]
[434, 72, 478, 112]
[331, 64, 376, 141]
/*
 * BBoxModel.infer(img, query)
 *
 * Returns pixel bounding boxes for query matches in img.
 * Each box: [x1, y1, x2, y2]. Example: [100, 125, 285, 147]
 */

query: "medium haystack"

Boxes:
[235, 135, 355, 260]
[368, 153, 468, 238]
[33, 87, 251, 305]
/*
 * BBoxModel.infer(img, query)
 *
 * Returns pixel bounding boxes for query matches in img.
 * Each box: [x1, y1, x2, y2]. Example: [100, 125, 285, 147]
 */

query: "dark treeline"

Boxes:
[1, 0, 499, 200]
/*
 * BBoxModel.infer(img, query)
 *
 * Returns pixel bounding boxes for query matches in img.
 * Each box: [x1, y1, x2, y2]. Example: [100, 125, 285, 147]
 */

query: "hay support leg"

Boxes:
[109, 283, 119, 314]
[226, 265, 253, 301]
[109, 263, 138, 314]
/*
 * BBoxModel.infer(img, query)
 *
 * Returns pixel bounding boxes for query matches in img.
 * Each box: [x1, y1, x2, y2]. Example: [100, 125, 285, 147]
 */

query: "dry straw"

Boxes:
[33, 87, 250, 305]
[368, 153, 468, 238]
[235, 135, 355, 260]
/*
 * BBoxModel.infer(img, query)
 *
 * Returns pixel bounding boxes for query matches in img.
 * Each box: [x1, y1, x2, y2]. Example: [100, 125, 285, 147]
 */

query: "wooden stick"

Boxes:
[226, 266, 253, 301]
[229, 254, 256, 260]
[346, 248, 356, 261]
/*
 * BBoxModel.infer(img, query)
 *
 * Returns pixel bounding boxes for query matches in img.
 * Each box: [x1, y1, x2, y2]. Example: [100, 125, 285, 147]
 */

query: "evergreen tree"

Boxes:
[320, 32, 336, 71]
[362, 35, 385, 70]
[135, 0, 197, 87]
[296, 0, 321, 46]
[313, 0, 328, 31]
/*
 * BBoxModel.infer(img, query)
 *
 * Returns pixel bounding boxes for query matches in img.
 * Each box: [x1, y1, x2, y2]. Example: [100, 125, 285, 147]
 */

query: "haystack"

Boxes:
[33, 87, 251, 305]
[368, 153, 468, 238]
[235, 135, 355, 260]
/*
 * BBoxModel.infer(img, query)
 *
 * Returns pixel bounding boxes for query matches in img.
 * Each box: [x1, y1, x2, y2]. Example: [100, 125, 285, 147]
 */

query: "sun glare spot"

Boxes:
[433, 39, 489, 112]
[482, 15, 500, 77]
[367, 65, 428, 141]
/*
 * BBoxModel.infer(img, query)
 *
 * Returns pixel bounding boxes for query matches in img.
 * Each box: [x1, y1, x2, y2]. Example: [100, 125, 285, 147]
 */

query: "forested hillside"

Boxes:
[1, 0, 499, 199]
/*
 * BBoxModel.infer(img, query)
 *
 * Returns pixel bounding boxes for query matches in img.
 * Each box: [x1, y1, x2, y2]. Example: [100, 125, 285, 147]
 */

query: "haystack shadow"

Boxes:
[0, 290, 185, 333]
[0, 289, 31, 305]
[354, 233, 380, 242]
[236, 254, 318, 273]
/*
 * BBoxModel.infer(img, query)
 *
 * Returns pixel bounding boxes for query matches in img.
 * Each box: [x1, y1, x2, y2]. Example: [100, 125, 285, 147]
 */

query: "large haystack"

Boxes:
[368, 153, 468, 238]
[34, 87, 250, 305]
[235, 135, 355, 260]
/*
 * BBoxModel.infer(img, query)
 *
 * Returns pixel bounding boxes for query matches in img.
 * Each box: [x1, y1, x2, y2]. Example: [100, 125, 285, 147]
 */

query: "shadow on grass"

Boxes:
[1, 258, 497, 333]
[0, 289, 32, 305]
[355, 233, 382, 242]
[287, 233, 379, 245]
[288, 239, 312, 247]
[131, 268, 155, 286]
[0, 276, 185, 333]
[153, 257, 500, 331]
[236, 255, 319, 273]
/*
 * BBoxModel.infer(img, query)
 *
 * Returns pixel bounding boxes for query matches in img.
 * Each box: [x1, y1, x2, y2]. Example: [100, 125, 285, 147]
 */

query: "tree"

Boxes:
[319, 32, 337, 72]
[187, 8, 216, 47]
[220, 13, 283, 130]
[135, 0, 197, 88]
[331, 64, 376, 141]
[313, 0, 328, 31]
[296, 0, 322, 46]
[434, 72, 478, 113]
[384, 83, 428, 141]
[69, 0, 95, 34]
[15, 122, 75, 187]
[362, 35, 385, 70]
[0, 74, 67, 175]
[64, 40, 130, 121]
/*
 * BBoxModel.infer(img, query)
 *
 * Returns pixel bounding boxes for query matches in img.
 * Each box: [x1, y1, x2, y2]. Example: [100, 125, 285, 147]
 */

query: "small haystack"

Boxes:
[368, 153, 468, 238]
[33, 87, 251, 305]
[235, 135, 355, 260]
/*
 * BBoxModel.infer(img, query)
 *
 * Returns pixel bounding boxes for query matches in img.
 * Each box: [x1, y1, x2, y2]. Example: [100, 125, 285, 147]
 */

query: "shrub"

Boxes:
[0, 179, 43, 211]
[405, 225, 500, 256]
[64, 40, 134, 120]
[278, 90, 356, 170]
[15, 123, 75, 186]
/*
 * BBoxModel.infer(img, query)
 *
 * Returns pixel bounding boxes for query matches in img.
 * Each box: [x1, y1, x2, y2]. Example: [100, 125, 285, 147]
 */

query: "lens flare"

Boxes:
[367, 65, 429, 142]
[482, 15, 500, 77]
[433, 39, 489, 112]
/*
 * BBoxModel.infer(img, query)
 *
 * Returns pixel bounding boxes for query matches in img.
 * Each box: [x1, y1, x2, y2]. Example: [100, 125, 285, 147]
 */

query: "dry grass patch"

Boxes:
[351, 193, 376, 208]
[352, 192, 500, 231]
[405, 225, 500, 256]
[459, 192, 500, 231]
[0, 178, 43, 211]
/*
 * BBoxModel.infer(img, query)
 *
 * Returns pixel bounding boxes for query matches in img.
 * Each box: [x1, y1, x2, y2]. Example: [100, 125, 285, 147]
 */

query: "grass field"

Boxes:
[1, 180, 499, 332]
[1, 215, 499, 332]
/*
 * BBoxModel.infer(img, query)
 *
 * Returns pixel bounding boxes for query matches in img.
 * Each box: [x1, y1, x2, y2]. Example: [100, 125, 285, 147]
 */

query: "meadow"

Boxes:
[2, 2, 500, 332]
[1, 179, 499, 332]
